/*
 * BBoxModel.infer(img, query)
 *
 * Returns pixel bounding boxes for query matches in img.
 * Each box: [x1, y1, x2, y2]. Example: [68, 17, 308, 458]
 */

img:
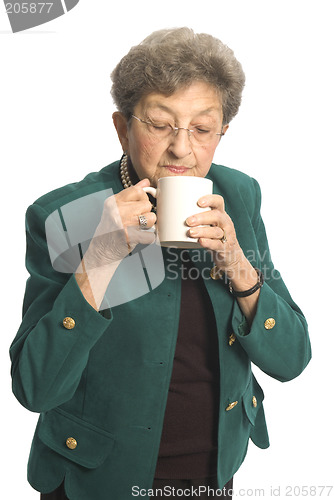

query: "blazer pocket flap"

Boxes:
[242, 375, 264, 426]
[38, 409, 115, 469]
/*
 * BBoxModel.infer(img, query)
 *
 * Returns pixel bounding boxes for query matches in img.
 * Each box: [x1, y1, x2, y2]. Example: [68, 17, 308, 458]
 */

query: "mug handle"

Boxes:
[143, 186, 157, 198]
[143, 187, 157, 234]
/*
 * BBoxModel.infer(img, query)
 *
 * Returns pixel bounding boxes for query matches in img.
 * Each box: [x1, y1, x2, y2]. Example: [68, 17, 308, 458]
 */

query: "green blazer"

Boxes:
[10, 160, 311, 499]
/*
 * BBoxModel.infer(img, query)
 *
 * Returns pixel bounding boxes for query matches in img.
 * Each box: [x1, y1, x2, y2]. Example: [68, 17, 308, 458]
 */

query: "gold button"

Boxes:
[252, 396, 257, 408]
[210, 266, 224, 280]
[228, 333, 236, 346]
[66, 437, 77, 450]
[264, 318, 276, 330]
[63, 317, 76, 330]
[226, 401, 238, 411]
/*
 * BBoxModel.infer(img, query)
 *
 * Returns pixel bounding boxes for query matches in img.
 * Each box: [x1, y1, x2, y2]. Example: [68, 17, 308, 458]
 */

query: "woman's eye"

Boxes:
[149, 123, 171, 133]
[153, 124, 168, 130]
[195, 127, 210, 134]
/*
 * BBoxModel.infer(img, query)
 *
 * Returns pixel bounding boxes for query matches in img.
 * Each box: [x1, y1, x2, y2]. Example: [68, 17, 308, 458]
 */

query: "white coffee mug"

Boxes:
[144, 176, 213, 248]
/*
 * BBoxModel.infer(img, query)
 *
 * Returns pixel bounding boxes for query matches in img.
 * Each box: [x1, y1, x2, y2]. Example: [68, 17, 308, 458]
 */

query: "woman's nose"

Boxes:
[167, 128, 192, 158]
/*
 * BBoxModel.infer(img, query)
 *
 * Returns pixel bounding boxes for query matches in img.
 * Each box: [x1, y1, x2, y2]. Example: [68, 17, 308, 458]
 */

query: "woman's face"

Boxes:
[113, 81, 228, 187]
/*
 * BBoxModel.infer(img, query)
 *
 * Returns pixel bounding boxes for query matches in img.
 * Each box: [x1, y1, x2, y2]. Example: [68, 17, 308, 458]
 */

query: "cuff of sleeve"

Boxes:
[45, 274, 113, 353]
[231, 282, 277, 340]
[11, 274, 114, 411]
[230, 282, 305, 381]
[66, 274, 113, 335]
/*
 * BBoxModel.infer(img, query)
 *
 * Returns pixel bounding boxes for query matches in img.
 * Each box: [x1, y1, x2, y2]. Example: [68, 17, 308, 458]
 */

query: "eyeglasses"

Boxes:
[131, 115, 224, 145]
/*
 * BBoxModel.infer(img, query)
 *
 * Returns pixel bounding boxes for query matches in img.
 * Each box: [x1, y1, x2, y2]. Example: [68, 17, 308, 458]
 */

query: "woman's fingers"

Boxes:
[188, 224, 225, 241]
[131, 211, 157, 229]
[90, 179, 156, 263]
[116, 179, 151, 201]
[184, 194, 244, 270]
[197, 194, 225, 211]
[127, 225, 156, 247]
[109, 180, 155, 228]
[186, 208, 227, 228]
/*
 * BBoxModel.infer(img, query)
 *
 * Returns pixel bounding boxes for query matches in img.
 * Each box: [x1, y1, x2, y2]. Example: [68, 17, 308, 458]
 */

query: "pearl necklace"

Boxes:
[120, 154, 132, 189]
[120, 153, 156, 213]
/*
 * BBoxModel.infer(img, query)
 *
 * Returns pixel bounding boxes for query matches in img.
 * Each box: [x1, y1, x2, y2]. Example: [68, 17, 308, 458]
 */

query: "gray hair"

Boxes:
[110, 27, 245, 125]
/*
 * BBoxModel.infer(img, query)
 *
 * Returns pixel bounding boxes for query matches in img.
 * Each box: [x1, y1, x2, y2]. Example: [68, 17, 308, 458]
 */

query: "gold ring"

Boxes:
[221, 229, 227, 243]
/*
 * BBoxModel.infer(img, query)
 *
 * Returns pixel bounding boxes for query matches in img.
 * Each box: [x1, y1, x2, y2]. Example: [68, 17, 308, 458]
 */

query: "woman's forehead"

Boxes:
[135, 82, 223, 119]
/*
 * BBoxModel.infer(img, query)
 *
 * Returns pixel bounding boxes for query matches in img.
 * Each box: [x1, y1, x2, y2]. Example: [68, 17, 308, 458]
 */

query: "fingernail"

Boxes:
[198, 199, 206, 206]
[186, 216, 196, 225]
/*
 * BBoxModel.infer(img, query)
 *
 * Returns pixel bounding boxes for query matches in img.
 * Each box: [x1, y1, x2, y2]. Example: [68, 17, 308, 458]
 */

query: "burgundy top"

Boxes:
[154, 256, 220, 479]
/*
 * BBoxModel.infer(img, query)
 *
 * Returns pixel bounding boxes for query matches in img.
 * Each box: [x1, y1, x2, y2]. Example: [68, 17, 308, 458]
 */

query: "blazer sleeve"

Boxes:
[231, 178, 311, 382]
[10, 203, 112, 413]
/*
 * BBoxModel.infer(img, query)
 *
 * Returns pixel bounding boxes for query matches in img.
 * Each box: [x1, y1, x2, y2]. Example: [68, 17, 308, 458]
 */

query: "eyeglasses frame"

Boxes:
[131, 114, 225, 142]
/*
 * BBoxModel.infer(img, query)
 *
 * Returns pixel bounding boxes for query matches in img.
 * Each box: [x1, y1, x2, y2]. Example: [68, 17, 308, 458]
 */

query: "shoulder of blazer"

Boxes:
[28, 160, 261, 218]
[207, 163, 261, 219]
[30, 160, 122, 215]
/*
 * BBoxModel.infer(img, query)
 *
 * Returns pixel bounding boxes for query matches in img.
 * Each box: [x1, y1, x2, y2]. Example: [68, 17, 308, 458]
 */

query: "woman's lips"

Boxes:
[164, 165, 191, 174]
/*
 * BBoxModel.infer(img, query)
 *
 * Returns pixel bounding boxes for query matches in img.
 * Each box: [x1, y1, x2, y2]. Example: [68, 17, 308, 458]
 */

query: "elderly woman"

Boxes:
[10, 28, 311, 500]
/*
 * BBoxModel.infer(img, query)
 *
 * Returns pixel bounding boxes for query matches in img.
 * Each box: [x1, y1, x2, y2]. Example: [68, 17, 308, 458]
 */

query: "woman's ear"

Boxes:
[222, 124, 229, 135]
[112, 112, 129, 152]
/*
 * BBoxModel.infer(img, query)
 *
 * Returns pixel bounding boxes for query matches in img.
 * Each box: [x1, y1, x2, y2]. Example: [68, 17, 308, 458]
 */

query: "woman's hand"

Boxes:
[186, 194, 260, 325]
[185, 194, 245, 277]
[84, 178, 156, 269]
[75, 178, 156, 311]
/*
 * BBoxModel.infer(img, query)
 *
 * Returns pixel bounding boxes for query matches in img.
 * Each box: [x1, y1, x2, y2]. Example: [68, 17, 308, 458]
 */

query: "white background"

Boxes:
[1, 1, 333, 498]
